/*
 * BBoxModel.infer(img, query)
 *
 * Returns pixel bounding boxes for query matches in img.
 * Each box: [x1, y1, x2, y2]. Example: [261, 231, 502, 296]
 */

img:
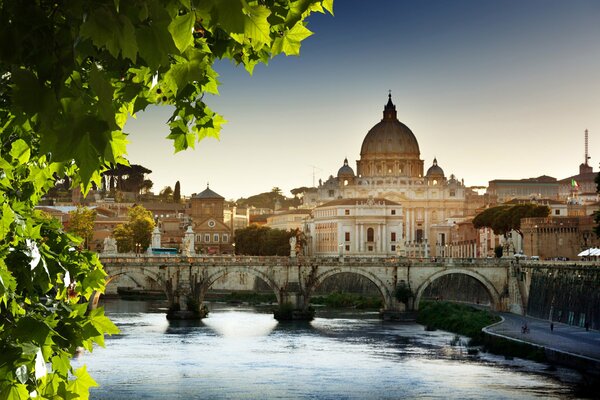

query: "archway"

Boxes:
[90, 267, 165, 309]
[312, 268, 393, 309]
[203, 266, 282, 305]
[413, 269, 501, 311]
[312, 271, 385, 309]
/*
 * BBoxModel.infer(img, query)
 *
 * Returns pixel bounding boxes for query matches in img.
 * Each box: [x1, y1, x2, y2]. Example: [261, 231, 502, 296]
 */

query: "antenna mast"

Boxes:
[585, 129, 589, 165]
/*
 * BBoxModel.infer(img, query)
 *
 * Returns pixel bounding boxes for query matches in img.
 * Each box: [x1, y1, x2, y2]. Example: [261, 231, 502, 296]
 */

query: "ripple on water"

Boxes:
[75, 300, 579, 400]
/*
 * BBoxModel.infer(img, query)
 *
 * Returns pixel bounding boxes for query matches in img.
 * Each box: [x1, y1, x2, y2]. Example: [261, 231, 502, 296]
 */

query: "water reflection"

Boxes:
[75, 299, 580, 400]
[202, 311, 278, 337]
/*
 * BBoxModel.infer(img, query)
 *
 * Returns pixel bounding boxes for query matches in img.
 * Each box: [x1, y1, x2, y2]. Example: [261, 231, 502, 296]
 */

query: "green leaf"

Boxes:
[15, 365, 28, 384]
[323, 0, 334, 15]
[66, 366, 98, 400]
[279, 23, 313, 56]
[9, 139, 31, 164]
[243, 5, 272, 48]
[0, 203, 15, 241]
[214, 0, 245, 33]
[50, 354, 70, 377]
[89, 308, 120, 336]
[0, 382, 29, 400]
[168, 12, 195, 52]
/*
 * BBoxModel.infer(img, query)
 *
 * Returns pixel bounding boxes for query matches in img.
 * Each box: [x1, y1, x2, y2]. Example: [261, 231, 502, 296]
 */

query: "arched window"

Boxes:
[367, 227, 374, 242]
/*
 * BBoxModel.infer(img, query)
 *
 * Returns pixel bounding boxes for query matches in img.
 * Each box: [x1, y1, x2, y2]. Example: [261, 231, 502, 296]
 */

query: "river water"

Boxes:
[73, 299, 583, 399]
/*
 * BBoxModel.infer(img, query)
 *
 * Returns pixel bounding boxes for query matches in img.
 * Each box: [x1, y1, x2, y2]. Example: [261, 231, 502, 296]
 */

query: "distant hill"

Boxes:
[235, 188, 301, 210]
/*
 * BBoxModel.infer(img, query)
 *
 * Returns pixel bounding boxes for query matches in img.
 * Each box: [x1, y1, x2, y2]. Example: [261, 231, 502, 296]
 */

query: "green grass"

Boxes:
[417, 301, 546, 361]
[416, 301, 500, 344]
[310, 292, 382, 309]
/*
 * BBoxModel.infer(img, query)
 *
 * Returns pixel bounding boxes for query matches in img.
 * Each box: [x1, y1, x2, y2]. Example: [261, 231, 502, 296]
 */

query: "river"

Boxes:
[73, 299, 583, 399]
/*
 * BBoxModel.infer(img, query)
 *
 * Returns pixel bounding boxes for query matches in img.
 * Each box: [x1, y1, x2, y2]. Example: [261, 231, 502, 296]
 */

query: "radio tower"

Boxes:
[584, 129, 590, 166]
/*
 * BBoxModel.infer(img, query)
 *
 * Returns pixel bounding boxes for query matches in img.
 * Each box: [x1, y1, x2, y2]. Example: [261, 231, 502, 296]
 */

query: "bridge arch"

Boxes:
[203, 266, 283, 304]
[312, 267, 393, 308]
[90, 267, 165, 309]
[413, 268, 501, 311]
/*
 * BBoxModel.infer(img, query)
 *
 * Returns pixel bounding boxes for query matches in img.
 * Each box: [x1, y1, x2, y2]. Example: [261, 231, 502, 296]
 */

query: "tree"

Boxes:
[174, 180, 181, 203]
[159, 186, 174, 201]
[0, 0, 332, 396]
[234, 225, 294, 256]
[113, 205, 155, 253]
[67, 206, 97, 249]
[472, 204, 550, 238]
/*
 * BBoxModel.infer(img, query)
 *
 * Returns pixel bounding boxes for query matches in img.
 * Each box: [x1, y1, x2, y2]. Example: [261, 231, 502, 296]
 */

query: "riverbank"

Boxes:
[417, 301, 600, 396]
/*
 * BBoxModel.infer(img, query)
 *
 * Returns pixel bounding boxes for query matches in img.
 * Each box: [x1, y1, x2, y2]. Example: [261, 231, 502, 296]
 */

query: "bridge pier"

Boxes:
[165, 266, 209, 320]
[274, 283, 315, 321]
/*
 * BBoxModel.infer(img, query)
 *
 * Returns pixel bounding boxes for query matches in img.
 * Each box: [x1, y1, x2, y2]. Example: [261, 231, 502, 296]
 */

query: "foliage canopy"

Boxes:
[67, 206, 97, 250]
[0, 0, 332, 397]
[472, 204, 550, 237]
[113, 205, 155, 253]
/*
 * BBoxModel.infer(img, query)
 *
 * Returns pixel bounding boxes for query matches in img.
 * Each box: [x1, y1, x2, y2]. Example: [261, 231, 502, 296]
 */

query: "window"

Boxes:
[345, 232, 350, 242]
[213, 234, 219, 243]
[391, 232, 396, 242]
[204, 234, 210, 243]
[554, 209, 560, 215]
[391, 245, 396, 252]
[345, 245, 350, 251]
[450, 190, 456, 197]
[368, 245, 373, 251]
[367, 228, 374, 242]
[416, 229, 423, 243]
[345, 209, 350, 215]
[222, 234, 229, 243]
[391, 209, 396, 215]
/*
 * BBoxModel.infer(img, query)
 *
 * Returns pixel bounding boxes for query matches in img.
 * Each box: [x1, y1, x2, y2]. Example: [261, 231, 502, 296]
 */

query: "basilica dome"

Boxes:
[360, 95, 420, 158]
[356, 94, 424, 179]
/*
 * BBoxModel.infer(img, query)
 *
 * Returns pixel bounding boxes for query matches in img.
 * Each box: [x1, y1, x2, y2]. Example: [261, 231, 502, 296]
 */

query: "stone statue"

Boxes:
[103, 236, 117, 254]
[151, 226, 161, 249]
[182, 225, 195, 256]
[289, 236, 297, 258]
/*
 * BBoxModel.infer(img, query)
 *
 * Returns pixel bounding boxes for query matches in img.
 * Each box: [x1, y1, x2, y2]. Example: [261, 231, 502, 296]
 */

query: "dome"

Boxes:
[360, 94, 420, 158]
[337, 158, 355, 177]
[426, 158, 444, 177]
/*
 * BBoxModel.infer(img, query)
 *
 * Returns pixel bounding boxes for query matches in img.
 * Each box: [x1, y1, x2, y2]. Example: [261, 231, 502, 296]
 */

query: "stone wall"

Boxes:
[527, 268, 600, 330]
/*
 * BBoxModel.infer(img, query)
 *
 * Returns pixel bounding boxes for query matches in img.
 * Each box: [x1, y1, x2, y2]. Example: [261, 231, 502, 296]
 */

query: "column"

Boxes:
[424, 209, 429, 241]
[355, 223, 359, 253]
[382, 223, 387, 254]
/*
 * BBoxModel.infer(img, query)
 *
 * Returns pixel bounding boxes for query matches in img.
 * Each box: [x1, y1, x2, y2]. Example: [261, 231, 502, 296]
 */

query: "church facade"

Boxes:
[306, 95, 471, 256]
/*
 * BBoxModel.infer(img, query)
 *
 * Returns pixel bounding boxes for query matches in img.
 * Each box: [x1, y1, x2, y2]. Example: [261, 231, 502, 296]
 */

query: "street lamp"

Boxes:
[135, 242, 141, 257]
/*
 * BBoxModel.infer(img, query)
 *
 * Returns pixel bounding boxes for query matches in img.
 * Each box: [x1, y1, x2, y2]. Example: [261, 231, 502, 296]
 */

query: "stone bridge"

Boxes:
[98, 255, 590, 319]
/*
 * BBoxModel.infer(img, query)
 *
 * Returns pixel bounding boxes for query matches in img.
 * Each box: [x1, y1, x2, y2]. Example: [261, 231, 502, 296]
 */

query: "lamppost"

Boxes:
[135, 242, 141, 257]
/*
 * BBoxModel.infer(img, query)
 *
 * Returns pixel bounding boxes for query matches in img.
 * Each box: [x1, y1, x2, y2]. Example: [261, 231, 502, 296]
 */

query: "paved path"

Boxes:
[485, 313, 600, 362]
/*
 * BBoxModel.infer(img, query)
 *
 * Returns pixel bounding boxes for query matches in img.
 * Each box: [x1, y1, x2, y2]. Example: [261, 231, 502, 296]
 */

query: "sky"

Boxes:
[125, 0, 600, 200]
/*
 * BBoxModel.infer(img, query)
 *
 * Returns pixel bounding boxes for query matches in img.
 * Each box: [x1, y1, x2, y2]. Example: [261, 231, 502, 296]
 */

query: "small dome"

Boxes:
[337, 158, 355, 177]
[426, 158, 444, 177]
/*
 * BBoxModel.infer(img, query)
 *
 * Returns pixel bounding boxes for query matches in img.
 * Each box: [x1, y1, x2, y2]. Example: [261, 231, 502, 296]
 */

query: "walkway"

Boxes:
[485, 313, 600, 362]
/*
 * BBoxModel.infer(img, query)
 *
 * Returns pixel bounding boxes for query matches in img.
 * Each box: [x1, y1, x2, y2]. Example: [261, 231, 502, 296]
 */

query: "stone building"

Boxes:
[311, 94, 471, 249]
[305, 197, 403, 257]
[522, 215, 599, 260]
[266, 209, 312, 232]
[188, 185, 233, 254]
[487, 176, 560, 203]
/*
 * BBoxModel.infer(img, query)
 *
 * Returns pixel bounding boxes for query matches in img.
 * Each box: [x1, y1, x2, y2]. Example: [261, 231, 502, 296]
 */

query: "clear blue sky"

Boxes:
[125, 0, 600, 200]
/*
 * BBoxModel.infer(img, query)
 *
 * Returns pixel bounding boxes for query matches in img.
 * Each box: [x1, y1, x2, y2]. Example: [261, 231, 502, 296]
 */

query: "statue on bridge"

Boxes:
[182, 226, 195, 256]
[102, 236, 117, 254]
[289, 236, 297, 258]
